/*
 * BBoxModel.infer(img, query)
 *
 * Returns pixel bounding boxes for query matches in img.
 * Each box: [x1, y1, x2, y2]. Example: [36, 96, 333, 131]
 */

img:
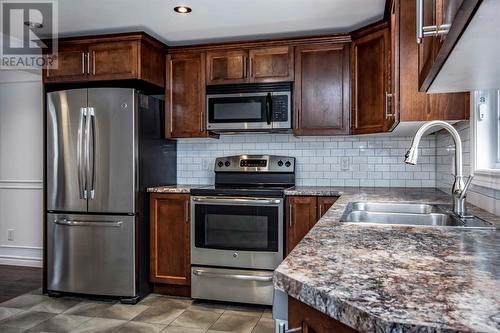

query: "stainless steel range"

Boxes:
[190, 155, 295, 305]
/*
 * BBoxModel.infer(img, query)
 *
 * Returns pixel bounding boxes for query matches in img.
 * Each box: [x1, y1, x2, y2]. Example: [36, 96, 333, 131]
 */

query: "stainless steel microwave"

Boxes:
[206, 83, 292, 132]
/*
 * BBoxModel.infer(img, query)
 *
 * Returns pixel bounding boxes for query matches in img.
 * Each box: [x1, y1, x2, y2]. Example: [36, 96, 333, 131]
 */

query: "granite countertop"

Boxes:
[147, 184, 202, 193]
[284, 186, 344, 196]
[273, 187, 500, 333]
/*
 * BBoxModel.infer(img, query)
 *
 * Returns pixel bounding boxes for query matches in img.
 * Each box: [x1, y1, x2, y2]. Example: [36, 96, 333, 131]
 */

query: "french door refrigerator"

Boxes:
[46, 88, 176, 303]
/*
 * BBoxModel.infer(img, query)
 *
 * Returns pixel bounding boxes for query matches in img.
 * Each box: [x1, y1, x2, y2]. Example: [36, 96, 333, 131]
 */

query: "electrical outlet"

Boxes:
[340, 157, 350, 171]
[202, 159, 210, 170]
[7, 229, 14, 241]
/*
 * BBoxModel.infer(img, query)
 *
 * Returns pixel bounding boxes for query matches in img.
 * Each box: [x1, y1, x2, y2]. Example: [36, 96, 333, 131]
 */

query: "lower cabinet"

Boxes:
[150, 193, 191, 291]
[288, 296, 359, 333]
[286, 196, 338, 255]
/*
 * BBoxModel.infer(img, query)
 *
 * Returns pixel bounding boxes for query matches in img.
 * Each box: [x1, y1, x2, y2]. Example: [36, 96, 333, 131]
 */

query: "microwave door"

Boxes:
[207, 94, 272, 131]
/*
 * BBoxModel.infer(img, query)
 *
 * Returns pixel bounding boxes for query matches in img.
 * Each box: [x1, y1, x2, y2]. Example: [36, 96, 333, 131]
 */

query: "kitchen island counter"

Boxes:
[274, 187, 500, 333]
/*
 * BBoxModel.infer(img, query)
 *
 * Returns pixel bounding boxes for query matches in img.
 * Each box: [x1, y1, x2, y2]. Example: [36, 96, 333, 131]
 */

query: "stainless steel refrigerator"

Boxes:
[45, 88, 176, 303]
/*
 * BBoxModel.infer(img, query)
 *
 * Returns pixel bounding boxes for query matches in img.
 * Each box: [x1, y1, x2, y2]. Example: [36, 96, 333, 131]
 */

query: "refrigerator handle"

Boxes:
[77, 107, 87, 199]
[88, 107, 96, 199]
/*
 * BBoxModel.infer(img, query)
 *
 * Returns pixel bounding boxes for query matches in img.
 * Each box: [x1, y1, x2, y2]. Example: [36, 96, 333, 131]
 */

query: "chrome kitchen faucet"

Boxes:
[405, 120, 473, 217]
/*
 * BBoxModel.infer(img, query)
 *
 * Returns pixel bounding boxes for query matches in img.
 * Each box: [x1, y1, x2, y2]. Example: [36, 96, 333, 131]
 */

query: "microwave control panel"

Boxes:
[272, 95, 289, 122]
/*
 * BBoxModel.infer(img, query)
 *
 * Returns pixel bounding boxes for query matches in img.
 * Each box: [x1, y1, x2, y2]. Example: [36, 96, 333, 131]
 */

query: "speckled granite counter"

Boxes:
[284, 186, 344, 196]
[147, 184, 201, 193]
[274, 187, 500, 333]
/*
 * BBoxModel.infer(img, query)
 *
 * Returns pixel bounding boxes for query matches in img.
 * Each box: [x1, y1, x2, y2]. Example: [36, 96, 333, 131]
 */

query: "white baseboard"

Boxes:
[0, 245, 42, 268]
[0, 255, 42, 267]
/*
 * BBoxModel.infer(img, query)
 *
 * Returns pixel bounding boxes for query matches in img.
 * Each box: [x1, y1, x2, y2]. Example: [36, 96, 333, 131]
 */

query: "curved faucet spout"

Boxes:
[404, 120, 472, 217]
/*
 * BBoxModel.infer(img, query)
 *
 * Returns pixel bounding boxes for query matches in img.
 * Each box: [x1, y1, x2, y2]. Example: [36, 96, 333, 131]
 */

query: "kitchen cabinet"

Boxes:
[43, 32, 166, 87]
[249, 46, 294, 83]
[351, 23, 394, 134]
[286, 196, 338, 255]
[416, 0, 481, 91]
[288, 296, 359, 333]
[394, 0, 470, 122]
[206, 50, 248, 85]
[206, 47, 294, 84]
[150, 193, 191, 286]
[165, 52, 210, 139]
[293, 43, 350, 136]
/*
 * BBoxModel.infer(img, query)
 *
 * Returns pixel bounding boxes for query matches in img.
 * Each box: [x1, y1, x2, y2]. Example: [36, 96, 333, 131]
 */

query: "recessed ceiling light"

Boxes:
[24, 21, 43, 29]
[174, 6, 192, 14]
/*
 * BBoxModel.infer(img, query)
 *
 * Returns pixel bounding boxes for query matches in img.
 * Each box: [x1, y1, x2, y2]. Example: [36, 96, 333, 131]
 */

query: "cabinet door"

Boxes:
[88, 41, 139, 81]
[288, 297, 359, 333]
[352, 27, 394, 134]
[206, 50, 248, 84]
[294, 44, 350, 136]
[286, 196, 318, 255]
[317, 197, 338, 218]
[150, 193, 190, 285]
[399, 0, 469, 121]
[44, 44, 88, 82]
[417, 0, 439, 87]
[166, 52, 207, 138]
[249, 47, 293, 82]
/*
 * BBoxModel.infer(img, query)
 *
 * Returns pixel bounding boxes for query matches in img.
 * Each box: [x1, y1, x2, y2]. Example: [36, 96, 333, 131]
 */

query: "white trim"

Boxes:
[0, 245, 42, 268]
[470, 90, 500, 190]
[0, 179, 43, 190]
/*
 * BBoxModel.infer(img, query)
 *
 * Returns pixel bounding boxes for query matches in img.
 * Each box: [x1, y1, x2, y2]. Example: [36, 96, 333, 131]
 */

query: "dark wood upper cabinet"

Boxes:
[398, 0, 469, 121]
[43, 33, 166, 87]
[150, 193, 191, 286]
[44, 44, 89, 82]
[294, 43, 350, 136]
[249, 46, 294, 83]
[206, 50, 248, 85]
[351, 24, 394, 134]
[166, 52, 208, 139]
[88, 41, 138, 81]
[416, 0, 480, 91]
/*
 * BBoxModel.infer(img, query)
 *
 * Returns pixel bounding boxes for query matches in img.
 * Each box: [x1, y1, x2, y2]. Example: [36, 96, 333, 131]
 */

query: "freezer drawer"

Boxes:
[191, 266, 274, 305]
[47, 213, 136, 297]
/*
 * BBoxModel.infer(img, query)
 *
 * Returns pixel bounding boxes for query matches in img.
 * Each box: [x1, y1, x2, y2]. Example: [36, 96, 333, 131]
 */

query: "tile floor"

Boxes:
[0, 290, 274, 333]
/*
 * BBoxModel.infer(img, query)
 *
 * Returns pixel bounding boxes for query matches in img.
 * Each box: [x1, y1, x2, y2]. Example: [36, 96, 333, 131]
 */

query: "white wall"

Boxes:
[177, 134, 437, 187]
[0, 70, 43, 267]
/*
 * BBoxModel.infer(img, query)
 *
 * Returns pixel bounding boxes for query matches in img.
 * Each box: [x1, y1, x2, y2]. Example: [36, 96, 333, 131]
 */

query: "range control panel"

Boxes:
[215, 155, 295, 173]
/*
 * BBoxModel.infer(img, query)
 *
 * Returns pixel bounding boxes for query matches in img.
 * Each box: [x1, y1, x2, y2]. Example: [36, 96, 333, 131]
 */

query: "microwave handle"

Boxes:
[266, 93, 272, 125]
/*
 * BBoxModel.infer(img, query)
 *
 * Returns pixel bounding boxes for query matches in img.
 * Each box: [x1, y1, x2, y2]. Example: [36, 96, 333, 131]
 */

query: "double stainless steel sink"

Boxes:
[341, 202, 494, 229]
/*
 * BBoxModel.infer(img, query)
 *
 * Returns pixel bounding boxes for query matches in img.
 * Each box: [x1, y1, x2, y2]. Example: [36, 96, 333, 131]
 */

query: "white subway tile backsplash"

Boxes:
[177, 133, 437, 187]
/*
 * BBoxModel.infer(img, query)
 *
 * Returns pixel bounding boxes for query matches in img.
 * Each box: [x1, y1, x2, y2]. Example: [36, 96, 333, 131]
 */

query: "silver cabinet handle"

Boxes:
[193, 269, 273, 282]
[54, 219, 123, 228]
[192, 196, 281, 206]
[278, 323, 302, 333]
[385, 91, 394, 119]
[289, 204, 293, 227]
[87, 52, 91, 75]
[200, 111, 204, 133]
[87, 107, 96, 199]
[416, 0, 449, 44]
[185, 200, 189, 223]
[81, 53, 85, 74]
[77, 107, 87, 199]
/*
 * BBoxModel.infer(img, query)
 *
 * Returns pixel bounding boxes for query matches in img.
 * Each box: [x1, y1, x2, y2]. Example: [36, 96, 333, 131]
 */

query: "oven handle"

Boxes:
[192, 196, 282, 205]
[193, 269, 273, 282]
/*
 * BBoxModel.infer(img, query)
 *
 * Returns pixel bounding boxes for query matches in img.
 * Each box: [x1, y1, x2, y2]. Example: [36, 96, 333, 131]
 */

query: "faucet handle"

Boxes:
[460, 175, 474, 199]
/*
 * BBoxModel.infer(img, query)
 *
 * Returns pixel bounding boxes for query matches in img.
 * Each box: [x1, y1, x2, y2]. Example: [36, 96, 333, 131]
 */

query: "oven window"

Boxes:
[195, 204, 278, 252]
[208, 96, 266, 123]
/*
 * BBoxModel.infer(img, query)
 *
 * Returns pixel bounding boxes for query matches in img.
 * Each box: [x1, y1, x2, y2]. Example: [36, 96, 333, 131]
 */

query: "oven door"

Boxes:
[191, 196, 284, 270]
[206, 93, 272, 131]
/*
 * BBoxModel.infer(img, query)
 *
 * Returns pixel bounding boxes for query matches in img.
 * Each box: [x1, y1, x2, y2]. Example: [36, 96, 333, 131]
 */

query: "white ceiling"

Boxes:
[56, 0, 385, 45]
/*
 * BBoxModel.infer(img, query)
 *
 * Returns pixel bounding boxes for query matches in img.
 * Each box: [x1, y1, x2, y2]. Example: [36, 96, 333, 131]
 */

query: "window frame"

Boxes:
[470, 90, 500, 189]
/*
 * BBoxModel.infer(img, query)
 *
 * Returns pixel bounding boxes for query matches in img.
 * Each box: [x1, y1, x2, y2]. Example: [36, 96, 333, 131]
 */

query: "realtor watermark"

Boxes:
[0, 0, 58, 69]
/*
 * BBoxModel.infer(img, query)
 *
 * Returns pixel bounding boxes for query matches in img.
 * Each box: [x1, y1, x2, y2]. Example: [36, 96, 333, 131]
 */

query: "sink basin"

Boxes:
[341, 202, 495, 229]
